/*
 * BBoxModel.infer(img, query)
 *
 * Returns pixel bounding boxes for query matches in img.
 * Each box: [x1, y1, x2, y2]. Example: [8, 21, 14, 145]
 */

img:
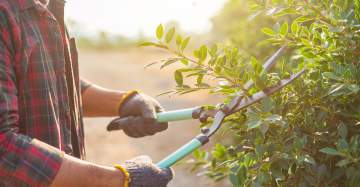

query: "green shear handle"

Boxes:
[157, 135, 208, 168]
[156, 107, 199, 123]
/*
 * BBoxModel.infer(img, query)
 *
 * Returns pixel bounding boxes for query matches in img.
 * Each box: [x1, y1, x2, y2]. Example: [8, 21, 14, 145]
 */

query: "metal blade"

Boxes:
[203, 69, 305, 118]
[226, 45, 288, 113]
[230, 69, 305, 114]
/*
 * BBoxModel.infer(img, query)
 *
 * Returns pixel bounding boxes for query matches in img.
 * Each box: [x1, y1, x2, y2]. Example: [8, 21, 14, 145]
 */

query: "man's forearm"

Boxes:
[82, 84, 125, 117]
[51, 154, 125, 187]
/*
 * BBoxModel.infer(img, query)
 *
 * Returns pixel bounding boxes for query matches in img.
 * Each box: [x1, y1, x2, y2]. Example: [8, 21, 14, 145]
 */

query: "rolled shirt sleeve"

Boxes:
[0, 134, 64, 186]
[0, 10, 64, 186]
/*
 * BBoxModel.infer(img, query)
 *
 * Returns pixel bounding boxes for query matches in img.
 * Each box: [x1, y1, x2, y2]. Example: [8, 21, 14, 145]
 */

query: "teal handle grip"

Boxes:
[156, 107, 198, 123]
[157, 138, 203, 169]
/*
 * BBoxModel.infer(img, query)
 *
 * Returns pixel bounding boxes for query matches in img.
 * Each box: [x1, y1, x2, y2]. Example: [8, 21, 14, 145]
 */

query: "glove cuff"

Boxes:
[114, 164, 130, 187]
[123, 163, 150, 187]
[117, 90, 139, 116]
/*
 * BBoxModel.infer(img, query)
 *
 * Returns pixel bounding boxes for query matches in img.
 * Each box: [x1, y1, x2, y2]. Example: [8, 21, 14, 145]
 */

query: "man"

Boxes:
[0, 0, 173, 186]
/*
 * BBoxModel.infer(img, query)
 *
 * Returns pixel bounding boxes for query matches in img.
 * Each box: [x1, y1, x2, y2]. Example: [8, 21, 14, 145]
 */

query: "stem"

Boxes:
[159, 42, 240, 86]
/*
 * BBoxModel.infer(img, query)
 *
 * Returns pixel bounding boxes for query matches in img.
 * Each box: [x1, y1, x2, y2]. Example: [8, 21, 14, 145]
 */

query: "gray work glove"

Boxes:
[107, 92, 168, 138]
[124, 156, 174, 187]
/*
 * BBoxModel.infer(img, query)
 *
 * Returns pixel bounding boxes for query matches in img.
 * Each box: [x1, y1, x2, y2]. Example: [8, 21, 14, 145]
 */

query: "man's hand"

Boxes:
[123, 156, 173, 187]
[81, 85, 168, 137]
[51, 154, 173, 187]
[108, 92, 169, 138]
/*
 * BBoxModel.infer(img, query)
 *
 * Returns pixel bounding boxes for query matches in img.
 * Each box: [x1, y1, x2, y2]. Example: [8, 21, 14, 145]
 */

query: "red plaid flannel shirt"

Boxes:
[0, 0, 89, 186]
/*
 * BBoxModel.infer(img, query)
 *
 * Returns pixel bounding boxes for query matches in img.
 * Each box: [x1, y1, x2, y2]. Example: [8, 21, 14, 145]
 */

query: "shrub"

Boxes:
[143, 0, 360, 186]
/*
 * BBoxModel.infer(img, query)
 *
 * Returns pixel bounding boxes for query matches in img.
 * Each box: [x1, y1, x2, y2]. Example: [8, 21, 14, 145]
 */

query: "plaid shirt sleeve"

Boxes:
[0, 10, 64, 187]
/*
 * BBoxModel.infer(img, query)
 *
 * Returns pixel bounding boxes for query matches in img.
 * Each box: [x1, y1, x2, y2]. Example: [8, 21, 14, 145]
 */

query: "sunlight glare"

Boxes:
[65, 0, 227, 37]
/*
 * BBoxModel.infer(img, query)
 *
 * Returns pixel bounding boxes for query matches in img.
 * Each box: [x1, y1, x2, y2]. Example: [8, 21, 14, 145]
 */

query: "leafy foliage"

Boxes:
[143, 0, 360, 186]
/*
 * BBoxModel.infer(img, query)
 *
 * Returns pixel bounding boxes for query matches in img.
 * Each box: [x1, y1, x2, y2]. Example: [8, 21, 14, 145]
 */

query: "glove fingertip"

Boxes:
[107, 118, 125, 131]
[161, 168, 174, 181]
[155, 104, 166, 113]
[158, 122, 169, 131]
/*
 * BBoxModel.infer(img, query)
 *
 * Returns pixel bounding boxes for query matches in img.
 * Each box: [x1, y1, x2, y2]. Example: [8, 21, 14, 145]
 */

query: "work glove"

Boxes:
[107, 91, 169, 138]
[120, 156, 174, 187]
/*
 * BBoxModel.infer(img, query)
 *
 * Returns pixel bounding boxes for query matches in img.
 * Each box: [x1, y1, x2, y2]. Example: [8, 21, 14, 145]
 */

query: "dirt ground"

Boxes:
[78, 48, 227, 187]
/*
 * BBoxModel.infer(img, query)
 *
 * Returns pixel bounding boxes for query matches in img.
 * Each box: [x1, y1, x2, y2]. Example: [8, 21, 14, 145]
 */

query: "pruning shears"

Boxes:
[110, 46, 305, 169]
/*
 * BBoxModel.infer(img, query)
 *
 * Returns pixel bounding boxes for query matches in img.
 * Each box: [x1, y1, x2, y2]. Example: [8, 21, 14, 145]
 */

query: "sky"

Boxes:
[65, 0, 227, 37]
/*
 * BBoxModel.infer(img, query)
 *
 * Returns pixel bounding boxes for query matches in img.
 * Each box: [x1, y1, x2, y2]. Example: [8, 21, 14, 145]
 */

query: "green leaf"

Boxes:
[260, 123, 269, 136]
[165, 27, 176, 43]
[229, 165, 246, 187]
[212, 143, 227, 159]
[323, 72, 341, 81]
[210, 44, 218, 57]
[255, 144, 265, 156]
[193, 50, 199, 58]
[300, 38, 312, 47]
[291, 21, 299, 34]
[156, 24, 164, 40]
[174, 70, 183, 86]
[246, 119, 262, 130]
[271, 168, 285, 182]
[261, 97, 273, 113]
[265, 114, 282, 122]
[254, 72, 267, 89]
[338, 123, 348, 139]
[355, 0, 360, 19]
[180, 59, 189, 65]
[176, 35, 183, 46]
[196, 75, 204, 86]
[160, 58, 180, 69]
[229, 166, 240, 187]
[304, 155, 316, 165]
[250, 57, 262, 74]
[181, 36, 191, 51]
[348, 84, 360, 95]
[139, 42, 158, 47]
[319, 147, 344, 156]
[280, 22, 288, 36]
[273, 8, 299, 17]
[186, 70, 205, 78]
[336, 138, 349, 150]
[295, 16, 313, 23]
[336, 159, 351, 167]
[199, 45, 208, 62]
[261, 28, 276, 36]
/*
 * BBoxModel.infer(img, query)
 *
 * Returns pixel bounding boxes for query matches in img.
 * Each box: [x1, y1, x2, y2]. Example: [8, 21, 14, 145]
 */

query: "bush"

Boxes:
[144, 0, 360, 186]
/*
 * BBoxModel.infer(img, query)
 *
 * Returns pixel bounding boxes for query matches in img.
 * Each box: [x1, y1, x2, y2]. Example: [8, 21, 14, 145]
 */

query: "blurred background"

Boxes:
[65, 0, 266, 186]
